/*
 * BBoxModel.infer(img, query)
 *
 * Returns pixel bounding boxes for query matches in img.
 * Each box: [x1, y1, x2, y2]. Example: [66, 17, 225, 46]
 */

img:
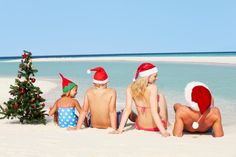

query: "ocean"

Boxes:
[0, 52, 236, 125]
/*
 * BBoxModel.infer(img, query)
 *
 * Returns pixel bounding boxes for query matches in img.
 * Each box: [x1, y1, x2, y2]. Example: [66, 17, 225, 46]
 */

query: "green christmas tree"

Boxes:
[0, 50, 47, 124]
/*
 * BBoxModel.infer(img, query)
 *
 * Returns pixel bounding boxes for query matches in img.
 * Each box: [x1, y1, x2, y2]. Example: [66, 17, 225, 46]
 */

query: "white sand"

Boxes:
[1, 58, 236, 157]
[3, 56, 236, 65]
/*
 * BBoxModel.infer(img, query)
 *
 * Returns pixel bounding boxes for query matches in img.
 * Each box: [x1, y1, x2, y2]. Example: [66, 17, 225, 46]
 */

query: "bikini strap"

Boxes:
[136, 95, 160, 112]
[136, 104, 149, 113]
[157, 94, 160, 102]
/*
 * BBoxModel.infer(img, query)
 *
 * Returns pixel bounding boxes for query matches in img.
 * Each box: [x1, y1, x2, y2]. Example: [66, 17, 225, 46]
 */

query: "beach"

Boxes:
[1, 57, 236, 157]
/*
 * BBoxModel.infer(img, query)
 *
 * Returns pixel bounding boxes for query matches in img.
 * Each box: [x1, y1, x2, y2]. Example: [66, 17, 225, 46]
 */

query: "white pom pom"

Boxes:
[87, 69, 91, 74]
[192, 122, 199, 129]
[133, 78, 136, 82]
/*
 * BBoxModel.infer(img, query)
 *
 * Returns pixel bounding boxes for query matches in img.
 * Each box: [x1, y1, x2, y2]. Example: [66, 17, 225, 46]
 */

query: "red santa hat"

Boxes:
[59, 73, 77, 93]
[185, 81, 212, 129]
[87, 67, 108, 84]
[134, 63, 158, 81]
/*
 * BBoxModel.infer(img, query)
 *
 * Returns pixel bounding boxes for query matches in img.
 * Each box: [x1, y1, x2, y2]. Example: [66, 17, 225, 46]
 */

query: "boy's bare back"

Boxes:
[86, 87, 116, 128]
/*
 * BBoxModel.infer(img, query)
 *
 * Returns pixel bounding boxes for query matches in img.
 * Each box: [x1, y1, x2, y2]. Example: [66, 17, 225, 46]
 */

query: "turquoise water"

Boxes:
[0, 60, 235, 101]
[1, 58, 236, 125]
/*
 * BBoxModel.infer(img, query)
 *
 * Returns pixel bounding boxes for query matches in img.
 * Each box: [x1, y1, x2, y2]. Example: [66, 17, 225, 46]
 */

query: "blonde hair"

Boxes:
[130, 77, 148, 100]
[93, 83, 107, 88]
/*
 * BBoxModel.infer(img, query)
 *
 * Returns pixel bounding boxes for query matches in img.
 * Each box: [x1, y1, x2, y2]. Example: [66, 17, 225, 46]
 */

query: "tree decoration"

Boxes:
[0, 50, 47, 124]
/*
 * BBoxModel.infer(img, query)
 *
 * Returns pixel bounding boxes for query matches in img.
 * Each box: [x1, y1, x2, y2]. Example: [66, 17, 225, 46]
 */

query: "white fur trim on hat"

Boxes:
[139, 67, 158, 77]
[184, 81, 210, 111]
[87, 69, 91, 74]
[93, 78, 109, 84]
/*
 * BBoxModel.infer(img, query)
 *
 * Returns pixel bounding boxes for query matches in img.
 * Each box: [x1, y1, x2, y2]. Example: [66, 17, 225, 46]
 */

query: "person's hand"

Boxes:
[109, 129, 123, 134]
[161, 131, 170, 137]
[67, 126, 78, 131]
[49, 106, 53, 111]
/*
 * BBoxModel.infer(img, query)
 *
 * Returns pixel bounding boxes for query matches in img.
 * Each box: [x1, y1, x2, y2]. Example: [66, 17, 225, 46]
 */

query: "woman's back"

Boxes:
[131, 84, 159, 129]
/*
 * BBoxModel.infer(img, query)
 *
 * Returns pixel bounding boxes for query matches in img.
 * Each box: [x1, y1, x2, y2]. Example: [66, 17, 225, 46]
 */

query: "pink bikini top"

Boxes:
[136, 95, 160, 113]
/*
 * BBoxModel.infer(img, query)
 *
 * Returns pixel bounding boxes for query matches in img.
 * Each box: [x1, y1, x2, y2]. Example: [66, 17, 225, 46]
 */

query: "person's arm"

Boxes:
[115, 87, 133, 133]
[49, 100, 58, 116]
[74, 99, 83, 114]
[75, 91, 90, 130]
[149, 85, 170, 137]
[211, 97, 215, 107]
[109, 89, 117, 130]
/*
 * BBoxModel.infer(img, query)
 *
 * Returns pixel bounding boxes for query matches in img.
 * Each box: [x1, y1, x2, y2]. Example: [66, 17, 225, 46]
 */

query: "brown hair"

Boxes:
[61, 91, 70, 97]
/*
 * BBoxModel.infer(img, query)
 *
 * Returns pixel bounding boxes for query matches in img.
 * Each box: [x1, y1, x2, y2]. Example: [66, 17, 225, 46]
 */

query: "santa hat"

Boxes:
[133, 63, 158, 81]
[185, 81, 212, 129]
[87, 67, 108, 84]
[59, 73, 77, 93]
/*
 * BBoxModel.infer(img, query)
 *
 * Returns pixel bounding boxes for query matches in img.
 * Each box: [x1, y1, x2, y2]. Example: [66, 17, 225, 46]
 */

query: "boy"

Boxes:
[73, 67, 133, 130]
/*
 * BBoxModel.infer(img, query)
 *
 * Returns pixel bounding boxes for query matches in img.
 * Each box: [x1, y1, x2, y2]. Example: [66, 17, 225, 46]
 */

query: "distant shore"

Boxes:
[1, 51, 236, 60]
[2, 56, 236, 65]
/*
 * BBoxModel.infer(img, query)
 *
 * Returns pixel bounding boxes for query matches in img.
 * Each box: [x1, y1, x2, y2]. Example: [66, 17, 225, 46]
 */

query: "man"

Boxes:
[173, 81, 224, 137]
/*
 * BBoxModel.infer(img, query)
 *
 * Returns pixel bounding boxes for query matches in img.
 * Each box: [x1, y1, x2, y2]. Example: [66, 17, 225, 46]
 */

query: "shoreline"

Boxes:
[1, 56, 236, 65]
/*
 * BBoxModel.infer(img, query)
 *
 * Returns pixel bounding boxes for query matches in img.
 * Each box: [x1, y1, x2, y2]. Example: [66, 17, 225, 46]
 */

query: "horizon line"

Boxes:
[0, 51, 236, 59]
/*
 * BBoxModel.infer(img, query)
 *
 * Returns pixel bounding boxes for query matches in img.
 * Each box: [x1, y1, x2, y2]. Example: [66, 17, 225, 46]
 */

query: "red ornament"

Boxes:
[13, 104, 19, 109]
[42, 103, 45, 107]
[18, 74, 21, 78]
[30, 98, 35, 103]
[32, 106, 36, 109]
[20, 89, 25, 94]
[22, 53, 28, 59]
[31, 78, 36, 83]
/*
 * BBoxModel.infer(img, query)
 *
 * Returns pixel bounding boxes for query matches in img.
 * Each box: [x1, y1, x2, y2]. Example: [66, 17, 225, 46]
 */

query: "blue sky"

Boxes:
[0, 0, 235, 56]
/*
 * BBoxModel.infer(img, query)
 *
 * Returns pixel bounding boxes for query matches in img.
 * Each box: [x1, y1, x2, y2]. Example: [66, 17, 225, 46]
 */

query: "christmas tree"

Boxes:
[0, 50, 47, 124]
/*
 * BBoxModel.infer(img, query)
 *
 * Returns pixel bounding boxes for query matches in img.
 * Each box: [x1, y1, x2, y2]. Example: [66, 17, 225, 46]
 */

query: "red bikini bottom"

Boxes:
[135, 119, 166, 132]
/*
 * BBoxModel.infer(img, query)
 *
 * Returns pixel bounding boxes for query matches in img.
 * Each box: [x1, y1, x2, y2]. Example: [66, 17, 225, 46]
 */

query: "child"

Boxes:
[70, 67, 136, 130]
[172, 81, 224, 137]
[49, 73, 83, 128]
